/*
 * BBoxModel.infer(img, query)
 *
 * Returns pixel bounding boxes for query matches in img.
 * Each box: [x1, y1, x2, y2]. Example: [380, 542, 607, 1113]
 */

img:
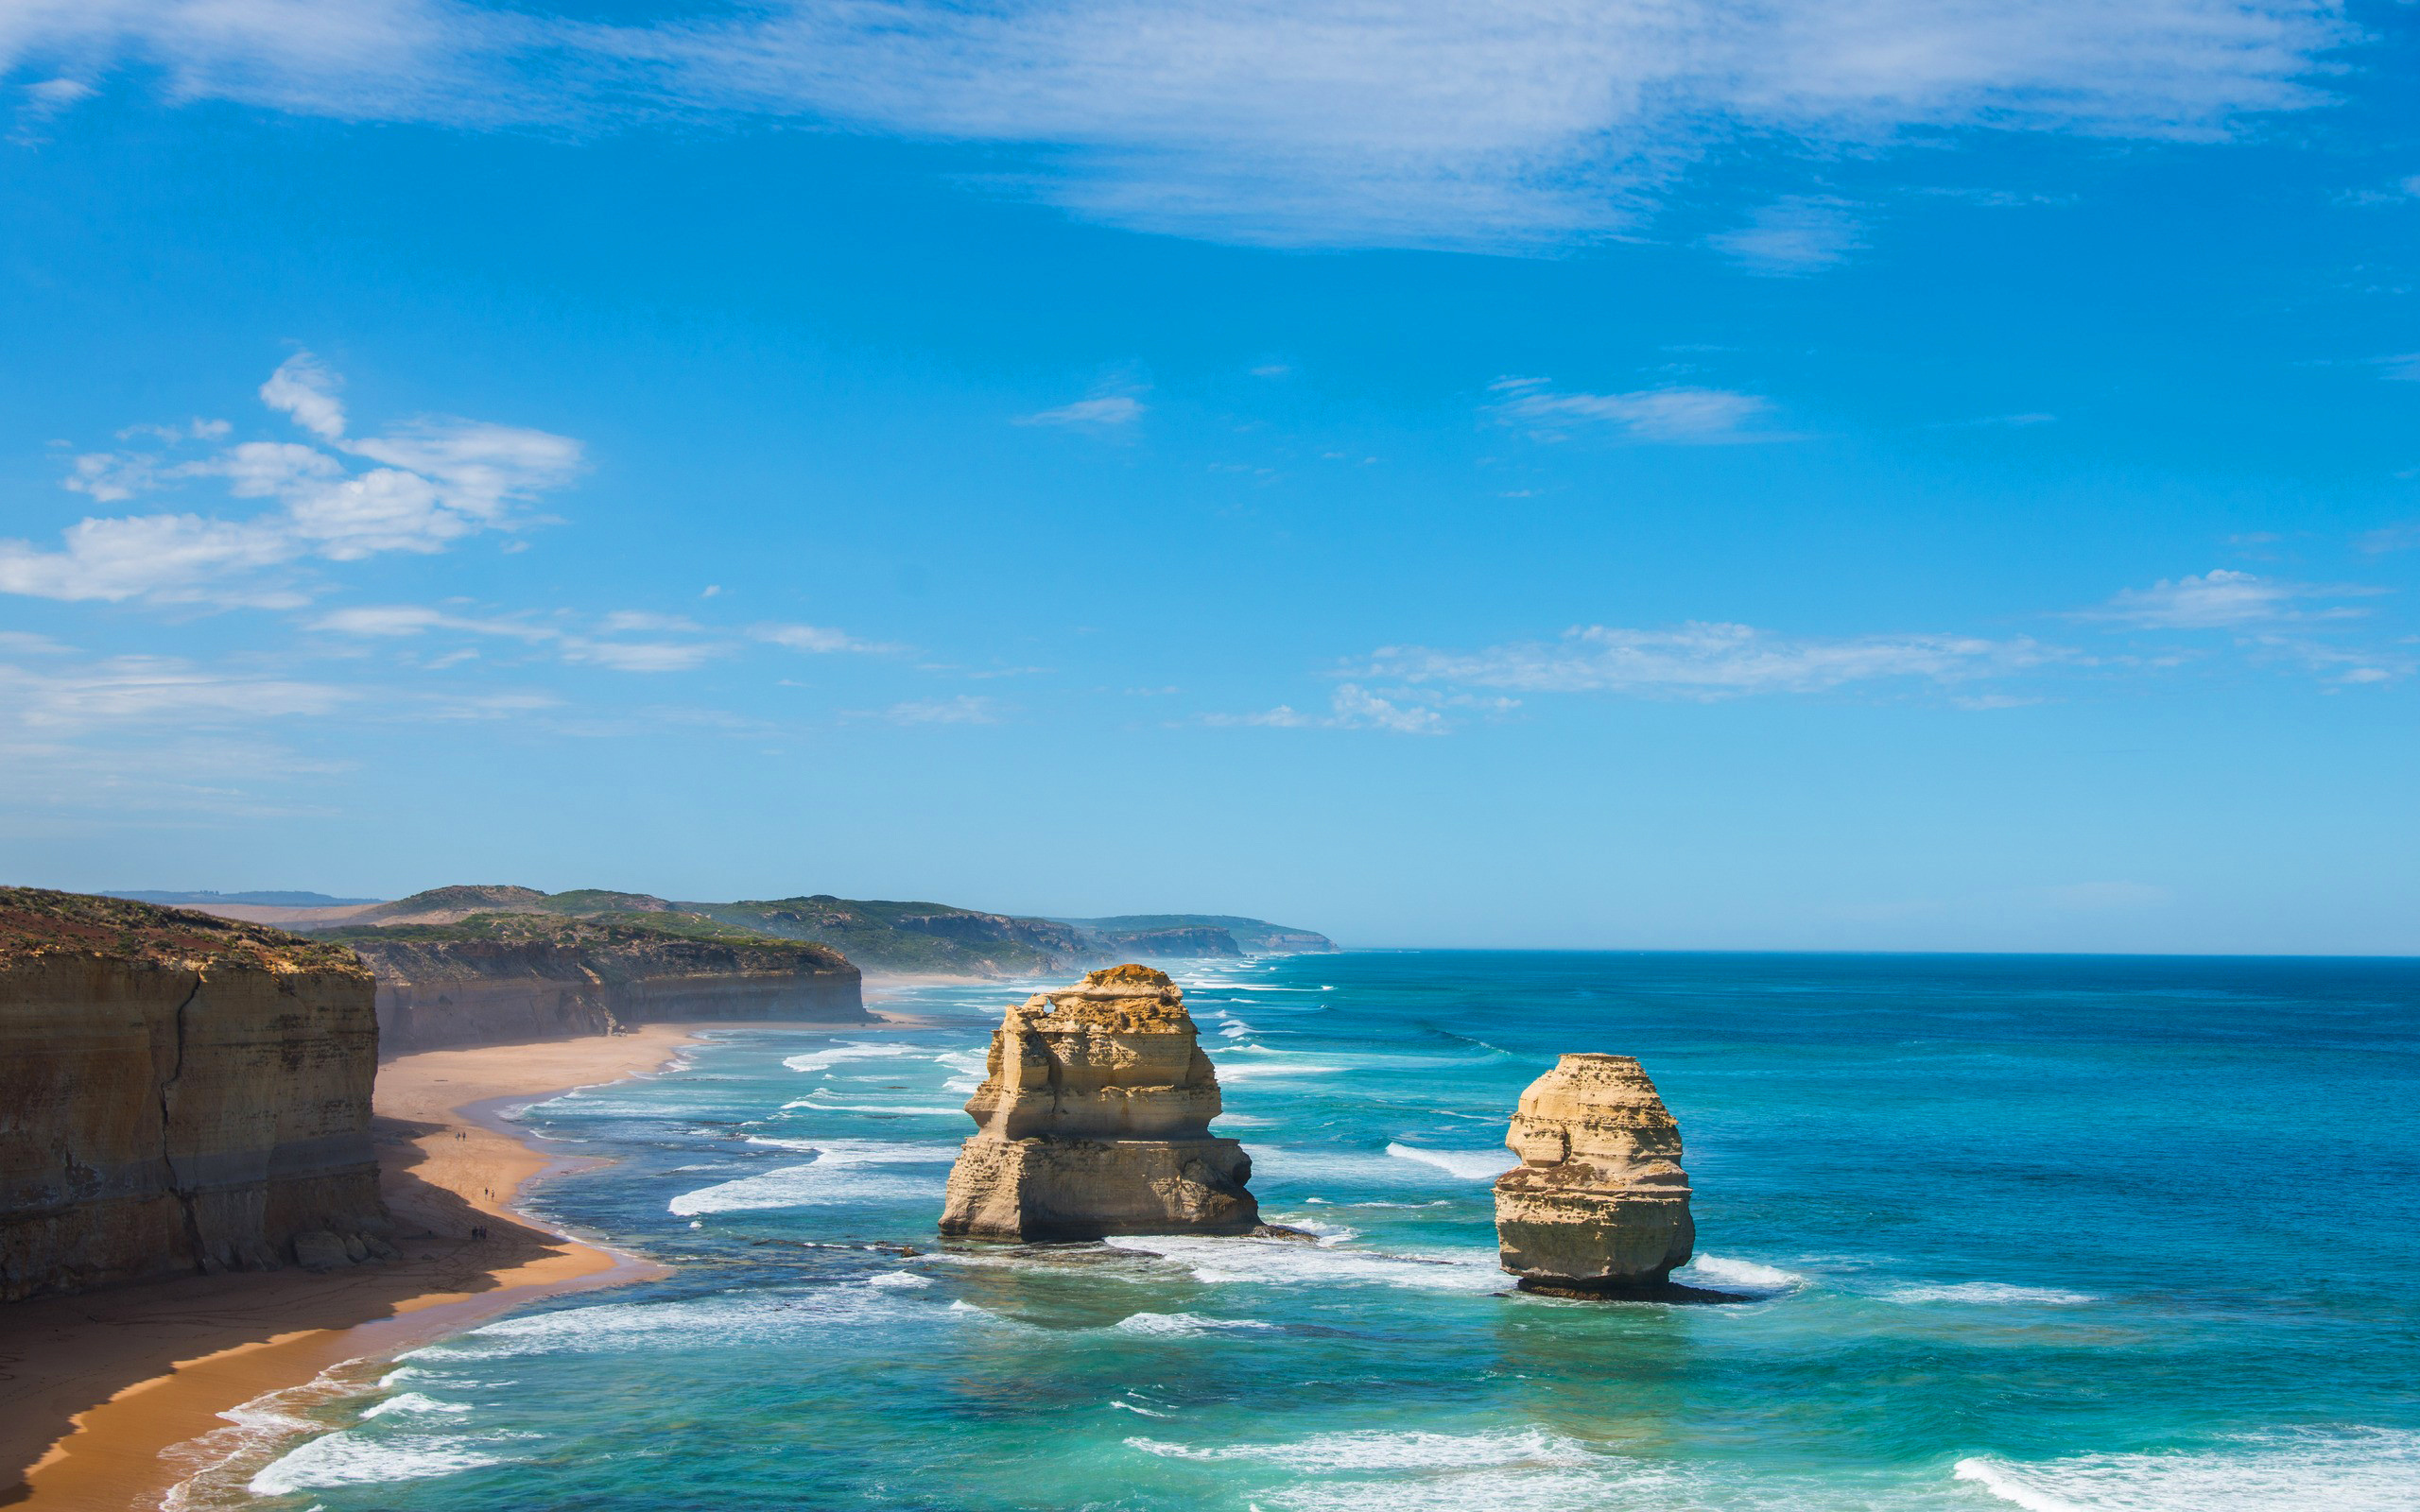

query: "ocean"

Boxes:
[178, 951, 2420, 1511]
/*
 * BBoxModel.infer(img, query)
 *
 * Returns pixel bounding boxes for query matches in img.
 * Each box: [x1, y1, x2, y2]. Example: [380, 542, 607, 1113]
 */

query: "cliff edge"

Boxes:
[0, 889, 388, 1301]
[337, 912, 869, 1056]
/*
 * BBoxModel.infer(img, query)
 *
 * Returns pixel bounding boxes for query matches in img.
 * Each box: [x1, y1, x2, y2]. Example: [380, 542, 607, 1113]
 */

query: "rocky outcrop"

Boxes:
[340, 916, 868, 1056]
[1494, 1054, 1695, 1297]
[940, 965, 1259, 1240]
[1089, 925, 1243, 958]
[0, 889, 389, 1301]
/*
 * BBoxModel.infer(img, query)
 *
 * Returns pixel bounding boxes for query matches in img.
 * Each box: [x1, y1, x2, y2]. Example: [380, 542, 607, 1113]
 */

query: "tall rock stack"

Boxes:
[1493, 1053, 1695, 1297]
[939, 965, 1260, 1241]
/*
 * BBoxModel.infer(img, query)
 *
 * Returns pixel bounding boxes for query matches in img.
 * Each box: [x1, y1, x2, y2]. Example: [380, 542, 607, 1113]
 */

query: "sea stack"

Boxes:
[1493, 1053, 1695, 1297]
[939, 965, 1260, 1241]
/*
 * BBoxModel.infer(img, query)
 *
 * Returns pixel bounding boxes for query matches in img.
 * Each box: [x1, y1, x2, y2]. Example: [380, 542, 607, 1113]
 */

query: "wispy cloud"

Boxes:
[1366, 622, 2058, 700]
[1206, 683, 1458, 735]
[2086, 569, 2384, 628]
[752, 622, 896, 654]
[1708, 196, 1866, 274]
[1017, 395, 1146, 428]
[866, 695, 1003, 725]
[1488, 377, 1780, 444]
[0, 352, 580, 606]
[0, 656, 350, 732]
[0, 1, 2353, 250]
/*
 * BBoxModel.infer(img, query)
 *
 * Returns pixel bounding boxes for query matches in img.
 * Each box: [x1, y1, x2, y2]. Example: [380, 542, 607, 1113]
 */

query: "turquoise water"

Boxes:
[192, 952, 2420, 1510]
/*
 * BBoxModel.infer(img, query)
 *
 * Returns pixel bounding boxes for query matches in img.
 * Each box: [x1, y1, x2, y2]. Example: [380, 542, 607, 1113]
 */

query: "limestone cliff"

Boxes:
[340, 914, 867, 1055]
[0, 889, 388, 1301]
[940, 965, 1259, 1240]
[1493, 1053, 1695, 1297]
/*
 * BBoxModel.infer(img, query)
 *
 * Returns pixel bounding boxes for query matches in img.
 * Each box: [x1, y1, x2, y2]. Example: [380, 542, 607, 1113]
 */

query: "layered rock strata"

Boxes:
[341, 916, 868, 1056]
[0, 889, 389, 1301]
[1493, 1053, 1695, 1297]
[939, 965, 1259, 1240]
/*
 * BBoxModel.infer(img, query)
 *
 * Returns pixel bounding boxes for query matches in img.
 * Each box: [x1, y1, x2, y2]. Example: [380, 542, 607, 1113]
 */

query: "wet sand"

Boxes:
[0, 1026, 700, 1511]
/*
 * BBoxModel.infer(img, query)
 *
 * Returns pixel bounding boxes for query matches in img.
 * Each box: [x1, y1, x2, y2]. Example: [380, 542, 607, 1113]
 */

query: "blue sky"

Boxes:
[3, 0, 2416, 953]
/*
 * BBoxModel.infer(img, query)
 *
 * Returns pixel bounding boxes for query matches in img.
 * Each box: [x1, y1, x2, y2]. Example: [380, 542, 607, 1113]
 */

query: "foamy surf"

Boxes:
[673, 1139, 958, 1214]
[1671, 1254, 1804, 1295]
[1113, 1311, 1280, 1337]
[1888, 1282, 2098, 1306]
[248, 1434, 511, 1496]
[1126, 1426, 1592, 1471]
[1953, 1428, 2420, 1510]
[1384, 1142, 1517, 1180]
[1102, 1233, 1503, 1293]
[782, 1043, 924, 1074]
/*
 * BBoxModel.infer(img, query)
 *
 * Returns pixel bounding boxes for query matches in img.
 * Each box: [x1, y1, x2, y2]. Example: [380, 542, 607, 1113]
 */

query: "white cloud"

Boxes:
[872, 695, 1002, 724]
[309, 604, 553, 640]
[1366, 621, 2056, 699]
[1206, 683, 1457, 734]
[2089, 568, 2382, 628]
[0, 352, 581, 605]
[1017, 395, 1146, 427]
[600, 610, 701, 633]
[0, 1, 2350, 249]
[1488, 377, 1778, 443]
[0, 655, 349, 731]
[1708, 196, 1866, 274]
[752, 622, 890, 653]
[557, 639, 724, 673]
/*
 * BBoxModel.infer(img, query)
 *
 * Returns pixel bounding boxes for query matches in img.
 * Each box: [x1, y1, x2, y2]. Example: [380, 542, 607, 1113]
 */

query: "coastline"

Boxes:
[0, 1026, 700, 1511]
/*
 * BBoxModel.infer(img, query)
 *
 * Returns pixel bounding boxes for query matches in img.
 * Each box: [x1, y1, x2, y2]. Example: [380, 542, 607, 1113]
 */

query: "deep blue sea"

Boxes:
[178, 952, 2420, 1511]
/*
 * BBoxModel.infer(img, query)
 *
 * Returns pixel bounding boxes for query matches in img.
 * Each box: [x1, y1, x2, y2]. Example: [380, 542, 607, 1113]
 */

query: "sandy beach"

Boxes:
[0, 1026, 700, 1511]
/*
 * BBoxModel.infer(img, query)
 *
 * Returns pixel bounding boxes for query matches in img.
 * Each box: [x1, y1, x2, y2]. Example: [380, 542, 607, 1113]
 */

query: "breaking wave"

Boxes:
[1113, 1311, 1281, 1337]
[1384, 1143, 1515, 1180]
[248, 1434, 510, 1496]
[1954, 1428, 2420, 1511]
[782, 1042, 925, 1074]
[1888, 1282, 2098, 1306]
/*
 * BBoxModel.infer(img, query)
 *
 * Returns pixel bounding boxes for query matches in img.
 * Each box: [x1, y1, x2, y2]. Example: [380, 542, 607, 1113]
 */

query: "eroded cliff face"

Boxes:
[0, 890, 387, 1301]
[1493, 1053, 1695, 1297]
[940, 965, 1259, 1240]
[345, 917, 868, 1056]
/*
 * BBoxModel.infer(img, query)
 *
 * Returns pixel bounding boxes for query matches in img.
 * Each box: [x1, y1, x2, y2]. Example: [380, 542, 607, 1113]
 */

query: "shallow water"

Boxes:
[202, 951, 2420, 1510]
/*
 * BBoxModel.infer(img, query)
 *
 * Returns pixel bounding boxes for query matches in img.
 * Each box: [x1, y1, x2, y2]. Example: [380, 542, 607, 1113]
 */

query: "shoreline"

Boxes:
[0, 1026, 702, 1511]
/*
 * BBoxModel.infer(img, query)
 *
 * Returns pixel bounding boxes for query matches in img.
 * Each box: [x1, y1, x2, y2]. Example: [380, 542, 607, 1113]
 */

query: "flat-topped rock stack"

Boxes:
[1494, 1053, 1696, 1298]
[939, 965, 1260, 1241]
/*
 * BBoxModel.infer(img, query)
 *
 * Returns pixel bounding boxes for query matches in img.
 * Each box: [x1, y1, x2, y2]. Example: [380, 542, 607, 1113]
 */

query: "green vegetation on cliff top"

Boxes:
[0, 886, 367, 973]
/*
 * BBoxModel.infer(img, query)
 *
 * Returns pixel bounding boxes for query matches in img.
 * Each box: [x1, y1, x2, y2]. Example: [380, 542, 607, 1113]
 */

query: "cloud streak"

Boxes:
[1368, 622, 2060, 700]
[0, 0, 2355, 249]
[1488, 377, 1780, 444]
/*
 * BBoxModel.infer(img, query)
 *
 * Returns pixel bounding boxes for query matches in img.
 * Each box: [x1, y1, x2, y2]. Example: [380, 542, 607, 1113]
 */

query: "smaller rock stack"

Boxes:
[939, 965, 1259, 1241]
[1493, 1053, 1695, 1297]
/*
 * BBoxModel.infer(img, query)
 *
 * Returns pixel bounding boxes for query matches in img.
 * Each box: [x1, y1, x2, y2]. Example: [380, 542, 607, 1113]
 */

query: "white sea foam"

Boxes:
[671, 1140, 957, 1214]
[787, 1096, 966, 1115]
[1128, 1427, 1590, 1471]
[1219, 1021, 1254, 1037]
[1114, 1311, 1280, 1337]
[1109, 1399, 1172, 1417]
[248, 1433, 507, 1495]
[1385, 1143, 1517, 1180]
[782, 1042, 923, 1074]
[403, 1287, 924, 1360]
[1217, 1057, 1345, 1082]
[1103, 1233, 1502, 1293]
[1954, 1428, 2420, 1511]
[1889, 1282, 2098, 1306]
[357, 1393, 475, 1420]
[1673, 1254, 1804, 1295]
[865, 1271, 932, 1289]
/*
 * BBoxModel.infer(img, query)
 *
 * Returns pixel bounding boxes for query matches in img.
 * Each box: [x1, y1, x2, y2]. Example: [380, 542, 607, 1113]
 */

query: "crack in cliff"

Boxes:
[159, 971, 210, 1273]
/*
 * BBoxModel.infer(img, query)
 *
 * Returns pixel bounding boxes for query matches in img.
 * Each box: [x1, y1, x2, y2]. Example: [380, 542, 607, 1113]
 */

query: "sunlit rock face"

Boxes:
[939, 965, 1259, 1240]
[1493, 1053, 1695, 1297]
[0, 889, 388, 1300]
